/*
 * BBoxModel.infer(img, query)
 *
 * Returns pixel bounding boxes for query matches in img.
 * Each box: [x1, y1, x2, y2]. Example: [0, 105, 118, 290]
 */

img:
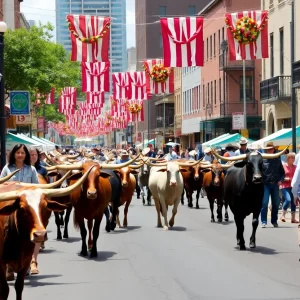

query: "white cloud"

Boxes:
[20, 0, 136, 48]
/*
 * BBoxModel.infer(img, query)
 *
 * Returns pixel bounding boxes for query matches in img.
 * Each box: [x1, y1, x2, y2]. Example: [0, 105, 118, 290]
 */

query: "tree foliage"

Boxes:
[4, 23, 81, 123]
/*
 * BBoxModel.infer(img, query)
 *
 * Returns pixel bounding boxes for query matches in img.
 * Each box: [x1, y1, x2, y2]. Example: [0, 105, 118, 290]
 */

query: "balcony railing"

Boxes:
[260, 76, 291, 104]
[220, 102, 258, 117]
[293, 60, 300, 88]
[156, 116, 174, 128]
[219, 53, 255, 71]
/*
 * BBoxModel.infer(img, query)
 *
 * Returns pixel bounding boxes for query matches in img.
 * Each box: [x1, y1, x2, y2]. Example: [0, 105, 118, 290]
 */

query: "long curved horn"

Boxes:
[44, 161, 52, 167]
[101, 154, 140, 170]
[43, 166, 94, 197]
[18, 171, 72, 188]
[146, 161, 168, 167]
[200, 164, 214, 169]
[0, 169, 21, 184]
[0, 190, 19, 202]
[45, 166, 58, 171]
[261, 145, 289, 159]
[221, 164, 232, 169]
[178, 159, 203, 167]
[54, 163, 83, 171]
[129, 164, 144, 169]
[212, 150, 247, 162]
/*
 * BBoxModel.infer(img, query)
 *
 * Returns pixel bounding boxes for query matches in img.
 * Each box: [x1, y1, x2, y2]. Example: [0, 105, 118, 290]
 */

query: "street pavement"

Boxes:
[7, 194, 300, 300]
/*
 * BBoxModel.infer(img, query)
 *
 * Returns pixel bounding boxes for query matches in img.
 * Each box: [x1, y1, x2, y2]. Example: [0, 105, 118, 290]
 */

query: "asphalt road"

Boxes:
[7, 194, 300, 300]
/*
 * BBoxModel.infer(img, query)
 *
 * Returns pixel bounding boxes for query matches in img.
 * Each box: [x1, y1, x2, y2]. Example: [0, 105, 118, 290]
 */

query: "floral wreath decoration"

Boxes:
[144, 63, 171, 83]
[225, 15, 267, 45]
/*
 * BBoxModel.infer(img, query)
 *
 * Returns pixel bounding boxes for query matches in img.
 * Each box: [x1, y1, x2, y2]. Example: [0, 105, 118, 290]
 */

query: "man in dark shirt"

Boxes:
[260, 142, 285, 228]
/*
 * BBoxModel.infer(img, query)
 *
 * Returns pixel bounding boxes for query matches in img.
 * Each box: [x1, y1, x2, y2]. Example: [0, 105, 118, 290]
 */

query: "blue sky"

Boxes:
[20, 0, 136, 48]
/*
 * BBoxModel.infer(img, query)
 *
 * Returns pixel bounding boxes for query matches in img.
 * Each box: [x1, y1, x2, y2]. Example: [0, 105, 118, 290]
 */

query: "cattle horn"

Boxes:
[261, 145, 289, 159]
[200, 164, 214, 169]
[53, 163, 83, 171]
[0, 169, 21, 184]
[212, 150, 247, 162]
[44, 151, 56, 164]
[178, 159, 203, 167]
[146, 161, 168, 167]
[67, 152, 80, 159]
[43, 166, 94, 197]
[45, 166, 58, 171]
[128, 164, 144, 169]
[100, 155, 140, 169]
[0, 190, 19, 202]
[17, 171, 72, 188]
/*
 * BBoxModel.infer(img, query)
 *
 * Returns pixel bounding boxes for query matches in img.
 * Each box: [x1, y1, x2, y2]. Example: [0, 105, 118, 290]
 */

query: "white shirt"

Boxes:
[291, 158, 300, 198]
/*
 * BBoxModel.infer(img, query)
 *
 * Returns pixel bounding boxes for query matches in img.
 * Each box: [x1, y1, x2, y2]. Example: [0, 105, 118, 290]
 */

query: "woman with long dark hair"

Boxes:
[29, 148, 47, 179]
[0, 144, 39, 183]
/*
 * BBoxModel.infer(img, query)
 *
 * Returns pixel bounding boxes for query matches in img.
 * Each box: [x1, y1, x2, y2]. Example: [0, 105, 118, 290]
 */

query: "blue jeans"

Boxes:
[281, 188, 296, 212]
[260, 183, 280, 224]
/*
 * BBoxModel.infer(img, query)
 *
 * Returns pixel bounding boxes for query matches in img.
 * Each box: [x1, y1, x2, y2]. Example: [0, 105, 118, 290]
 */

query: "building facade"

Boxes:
[3, 0, 22, 29]
[181, 0, 262, 144]
[135, 0, 211, 145]
[56, 0, 128, 75]
[174, 67, 182, 143]
[260, 0, 296, 135]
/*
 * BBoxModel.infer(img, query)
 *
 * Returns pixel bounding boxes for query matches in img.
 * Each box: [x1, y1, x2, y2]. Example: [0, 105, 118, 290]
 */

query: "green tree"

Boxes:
[4, 23, 81, 123]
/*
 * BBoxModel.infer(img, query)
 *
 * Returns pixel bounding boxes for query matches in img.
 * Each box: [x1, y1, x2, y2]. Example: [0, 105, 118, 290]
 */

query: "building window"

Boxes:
[159, 6, 166, 16]
[211, 81, 214, 104]
[214, 80, 217, 104]
[203, 85, 205, 107]
[206, 38, 208, 61]
[198, 85, 201, 109]
[279, 27, 284, 75]
[222, 27, 225, 41]
[207, 82, 210, 103]
[219, 78, 222, 103]
[210, 35, 212, 58]
[213, 33, 216, 56]
[270, 33, 274, 77]
[218, 29, 221, 54]
[282, 118, 292, 128]
[188, 5, 196, 16]
[240, 76, 253, 101]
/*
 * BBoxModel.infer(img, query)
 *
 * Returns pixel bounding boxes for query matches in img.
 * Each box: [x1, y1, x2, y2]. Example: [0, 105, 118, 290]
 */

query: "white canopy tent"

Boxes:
[202, 134, 231, 150]
[250, 129, 291, 149]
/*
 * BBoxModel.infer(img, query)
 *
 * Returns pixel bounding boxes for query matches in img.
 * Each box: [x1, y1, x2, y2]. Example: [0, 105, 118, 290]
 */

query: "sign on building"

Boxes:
[16, 115, 32, 125]
[10, 91, 30, 115]
[232, 112, 244, 130]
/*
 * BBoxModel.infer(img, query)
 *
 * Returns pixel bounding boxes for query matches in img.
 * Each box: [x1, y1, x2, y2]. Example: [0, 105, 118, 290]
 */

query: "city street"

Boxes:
[7, 195, 300, 300]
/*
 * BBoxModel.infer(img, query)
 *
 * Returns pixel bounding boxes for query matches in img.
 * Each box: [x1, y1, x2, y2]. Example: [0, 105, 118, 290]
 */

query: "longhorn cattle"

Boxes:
[213, 148, 287, 250]
[54, 157, 138, 257]
[138, 163, 152, 205]
[148, 161, 193, 230]
[180, 163, 204, 209]
[202, 161, 228, 222]
[0, 169, 91, 300]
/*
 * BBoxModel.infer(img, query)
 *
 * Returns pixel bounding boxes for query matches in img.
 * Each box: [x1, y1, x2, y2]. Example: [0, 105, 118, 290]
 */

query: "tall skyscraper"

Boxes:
[56, 0, 128, 78]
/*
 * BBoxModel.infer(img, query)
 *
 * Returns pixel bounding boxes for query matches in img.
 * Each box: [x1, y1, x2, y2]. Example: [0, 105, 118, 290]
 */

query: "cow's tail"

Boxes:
[73, 213, 80, 231]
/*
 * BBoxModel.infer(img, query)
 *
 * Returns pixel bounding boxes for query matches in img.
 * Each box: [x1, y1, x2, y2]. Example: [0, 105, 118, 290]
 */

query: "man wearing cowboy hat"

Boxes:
[203, 147, 214, 162]
[260, 142, 285, 228]
[235, 138, 250, 156]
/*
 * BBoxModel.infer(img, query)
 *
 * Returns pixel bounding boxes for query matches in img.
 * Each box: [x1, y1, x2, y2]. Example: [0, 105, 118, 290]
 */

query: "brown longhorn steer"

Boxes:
[0, 169, 91, 300]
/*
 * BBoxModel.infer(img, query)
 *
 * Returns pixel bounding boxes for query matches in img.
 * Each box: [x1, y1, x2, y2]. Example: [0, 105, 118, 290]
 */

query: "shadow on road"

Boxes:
[249, 246, 278, 255]
[56, 237, 82, 243]
[219, 220, 234, 226]
[39, 248, 57, 254]
[170, 226, 187, 231]
[111, 226, 142, 234]
[23, 274, 81, 287]
[80, 251, 117, 262]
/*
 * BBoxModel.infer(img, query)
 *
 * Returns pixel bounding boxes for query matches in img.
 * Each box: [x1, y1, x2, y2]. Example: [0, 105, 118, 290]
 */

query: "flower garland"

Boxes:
[225, 16, 267, 45]
[144, 63, 171, 83]
[127, 103, 142, 114]
[67, 17, 110, 44]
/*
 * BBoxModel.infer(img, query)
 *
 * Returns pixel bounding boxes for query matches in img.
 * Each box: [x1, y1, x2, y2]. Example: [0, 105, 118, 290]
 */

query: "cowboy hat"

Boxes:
[204, 147, 212, 154]
[189, 150, 197, 156]
[120, 150, 129, 156]
[239, 138, 248, 145]
[263, 142, 276, 150]
[225, 143, 239, 151]
[142, 147, 151, 156]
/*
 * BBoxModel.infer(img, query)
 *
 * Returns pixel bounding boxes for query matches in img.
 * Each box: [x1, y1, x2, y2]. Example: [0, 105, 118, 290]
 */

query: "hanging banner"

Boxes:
[232, 112, 245, 130]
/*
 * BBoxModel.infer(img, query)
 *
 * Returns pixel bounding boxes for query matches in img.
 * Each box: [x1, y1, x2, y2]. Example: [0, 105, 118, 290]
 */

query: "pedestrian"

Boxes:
[203, 147, 214, 163]
[260, 142, 285, 228]
[166, 147, 179, 161]
[0, 144, 39, 281]
[279, 152, 298, 223]
[235, 138, 250, 156]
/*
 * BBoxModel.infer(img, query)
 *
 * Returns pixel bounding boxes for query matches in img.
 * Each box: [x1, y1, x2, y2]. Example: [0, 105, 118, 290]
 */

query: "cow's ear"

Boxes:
[67, 172, 83, 182]
[0, 199, 20, 216]
[156, 168, 167, 172]
[130, 170, 139, 175]
[46, 199, 69, 212]
[100, 172, 111, 178]
[113, 170, 120, 176]
[47, 171, 60, 178]
[234, 161, 246, 168]
[179, 168, 188, 173]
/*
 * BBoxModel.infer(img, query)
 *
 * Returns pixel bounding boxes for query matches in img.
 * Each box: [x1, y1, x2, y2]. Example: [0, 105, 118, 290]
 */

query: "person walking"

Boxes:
[0, 144, 39, 281]
[235, 138, 250, 156]
[260, 142, 285, 228]
[279, 152, 298, 223]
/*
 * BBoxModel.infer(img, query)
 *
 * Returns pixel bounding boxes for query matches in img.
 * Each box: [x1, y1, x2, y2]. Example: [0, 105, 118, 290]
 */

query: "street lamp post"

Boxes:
[0, 21, 7, 170]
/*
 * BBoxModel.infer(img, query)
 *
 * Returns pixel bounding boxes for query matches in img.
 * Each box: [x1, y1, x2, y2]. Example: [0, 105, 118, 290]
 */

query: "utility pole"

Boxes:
[290, 0, 297, 152]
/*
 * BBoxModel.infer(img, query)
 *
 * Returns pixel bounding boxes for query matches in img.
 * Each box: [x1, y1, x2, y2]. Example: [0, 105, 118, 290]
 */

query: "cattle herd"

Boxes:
[0, 146, 288, 299]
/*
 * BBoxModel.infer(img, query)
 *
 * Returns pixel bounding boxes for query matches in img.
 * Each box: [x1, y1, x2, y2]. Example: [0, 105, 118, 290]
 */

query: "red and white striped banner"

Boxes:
[144, 59, 174, 94]
[125, 100, 144, 122]
[59, 87, 77, 114]
[86, 92, 105, 106]
[82, 62, 109, 92]
[225, 11, 269, 60]
[67, 14, 110, 62]
[113, 72, 129, 100]
[128, 72, 148, 100]
[160, 17, 204, 67]
[36, 88, 55, 105]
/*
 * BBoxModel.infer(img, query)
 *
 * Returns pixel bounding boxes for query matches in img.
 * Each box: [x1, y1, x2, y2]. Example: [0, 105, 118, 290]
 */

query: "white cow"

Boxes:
[148, 161, 186, 230]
